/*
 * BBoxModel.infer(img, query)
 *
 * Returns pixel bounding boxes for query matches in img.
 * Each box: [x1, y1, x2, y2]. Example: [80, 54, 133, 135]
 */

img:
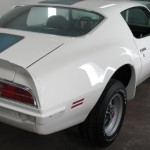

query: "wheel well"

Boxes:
[111, 65, 132, 87]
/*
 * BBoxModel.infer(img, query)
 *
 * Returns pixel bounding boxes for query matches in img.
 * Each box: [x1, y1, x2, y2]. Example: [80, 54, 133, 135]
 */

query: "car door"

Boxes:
[121, 7, 150, 83]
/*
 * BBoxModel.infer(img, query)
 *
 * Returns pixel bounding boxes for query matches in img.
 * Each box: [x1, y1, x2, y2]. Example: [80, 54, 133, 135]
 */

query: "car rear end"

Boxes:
[0, 59, 39, 133]
[0, 1, 107, 134]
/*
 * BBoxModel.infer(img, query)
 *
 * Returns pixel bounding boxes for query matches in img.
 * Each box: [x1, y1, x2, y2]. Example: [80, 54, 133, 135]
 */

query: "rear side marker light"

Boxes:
[0, 81, 36, 107]
[71, 98, 84, 109]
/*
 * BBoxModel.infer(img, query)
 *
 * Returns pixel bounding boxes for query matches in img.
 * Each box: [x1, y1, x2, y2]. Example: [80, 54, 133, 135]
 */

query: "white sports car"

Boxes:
[0, 0, 149, 147]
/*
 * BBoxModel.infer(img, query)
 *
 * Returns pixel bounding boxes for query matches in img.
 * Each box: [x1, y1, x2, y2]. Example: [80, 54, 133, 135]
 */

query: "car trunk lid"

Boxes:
[0, 29, 67, 68]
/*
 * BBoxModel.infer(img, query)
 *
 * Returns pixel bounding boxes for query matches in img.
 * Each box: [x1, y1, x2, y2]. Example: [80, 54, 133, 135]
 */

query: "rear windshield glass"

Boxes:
[0, 6, 104, 37]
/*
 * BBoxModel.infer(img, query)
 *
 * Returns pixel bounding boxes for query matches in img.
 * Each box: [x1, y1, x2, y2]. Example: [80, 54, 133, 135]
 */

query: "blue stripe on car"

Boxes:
[0, 33, 24, 53]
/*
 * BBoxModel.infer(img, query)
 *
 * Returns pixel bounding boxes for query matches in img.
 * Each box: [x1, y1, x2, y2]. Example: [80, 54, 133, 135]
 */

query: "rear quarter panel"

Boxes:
[27, 11, 142, 134]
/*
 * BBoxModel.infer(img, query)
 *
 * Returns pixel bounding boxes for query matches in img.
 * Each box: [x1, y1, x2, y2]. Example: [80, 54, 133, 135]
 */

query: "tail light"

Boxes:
[0, 81, 36, 107]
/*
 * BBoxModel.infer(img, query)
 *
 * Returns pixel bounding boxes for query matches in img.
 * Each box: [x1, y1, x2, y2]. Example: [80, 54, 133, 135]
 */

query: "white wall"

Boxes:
[0, 0, 15, 15]
[0, 0, 41, 16]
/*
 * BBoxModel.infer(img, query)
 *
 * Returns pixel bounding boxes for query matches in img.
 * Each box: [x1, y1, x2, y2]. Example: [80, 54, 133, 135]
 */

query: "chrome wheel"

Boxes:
[104, 93, 123, 136]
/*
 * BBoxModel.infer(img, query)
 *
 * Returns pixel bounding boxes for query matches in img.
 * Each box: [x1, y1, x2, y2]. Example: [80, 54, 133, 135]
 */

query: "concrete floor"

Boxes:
[0, 78, 150, 150]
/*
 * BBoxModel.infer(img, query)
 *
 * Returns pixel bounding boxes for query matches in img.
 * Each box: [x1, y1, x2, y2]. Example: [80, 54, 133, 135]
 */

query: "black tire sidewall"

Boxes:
[97, 80, 127, 145]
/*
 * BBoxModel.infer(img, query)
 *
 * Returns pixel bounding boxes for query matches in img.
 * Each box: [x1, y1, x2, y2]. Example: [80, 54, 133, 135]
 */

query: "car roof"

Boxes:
[21, 0, 146, 15]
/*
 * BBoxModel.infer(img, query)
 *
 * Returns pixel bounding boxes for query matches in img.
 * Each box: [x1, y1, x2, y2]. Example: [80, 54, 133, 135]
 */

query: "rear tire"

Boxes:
[79, 79, 127, 147]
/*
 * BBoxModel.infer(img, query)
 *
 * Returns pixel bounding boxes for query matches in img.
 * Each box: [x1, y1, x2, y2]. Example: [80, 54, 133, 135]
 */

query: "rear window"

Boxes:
[0, 6, 104, 37]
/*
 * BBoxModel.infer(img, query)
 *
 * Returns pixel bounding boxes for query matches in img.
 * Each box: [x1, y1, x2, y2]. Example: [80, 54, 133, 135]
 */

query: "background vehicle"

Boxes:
[131, 0, 150, 9]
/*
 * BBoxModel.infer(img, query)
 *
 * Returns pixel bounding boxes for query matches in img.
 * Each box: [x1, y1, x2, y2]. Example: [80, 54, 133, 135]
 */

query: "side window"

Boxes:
[121, 7, 150, 38]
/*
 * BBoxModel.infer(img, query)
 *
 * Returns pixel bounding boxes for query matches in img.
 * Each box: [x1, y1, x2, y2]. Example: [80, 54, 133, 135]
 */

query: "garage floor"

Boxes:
[0, 78, 150, 150]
